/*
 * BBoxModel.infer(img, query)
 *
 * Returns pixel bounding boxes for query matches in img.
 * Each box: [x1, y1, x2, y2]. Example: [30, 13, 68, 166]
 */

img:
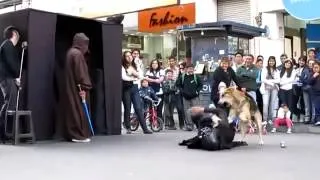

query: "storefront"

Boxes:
[122, 3, 196, 67]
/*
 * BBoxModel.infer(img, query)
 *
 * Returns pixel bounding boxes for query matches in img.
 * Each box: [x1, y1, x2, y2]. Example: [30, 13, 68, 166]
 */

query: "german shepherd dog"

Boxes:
[218, 88, 264, 145]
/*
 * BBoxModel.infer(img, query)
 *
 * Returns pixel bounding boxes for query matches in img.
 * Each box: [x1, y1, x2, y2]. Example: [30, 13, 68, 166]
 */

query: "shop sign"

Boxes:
[138, 3, 195, 33]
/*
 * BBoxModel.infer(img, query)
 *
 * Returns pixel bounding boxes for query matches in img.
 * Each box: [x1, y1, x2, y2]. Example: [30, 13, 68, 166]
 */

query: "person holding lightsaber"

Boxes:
[58, 33, 92, 143]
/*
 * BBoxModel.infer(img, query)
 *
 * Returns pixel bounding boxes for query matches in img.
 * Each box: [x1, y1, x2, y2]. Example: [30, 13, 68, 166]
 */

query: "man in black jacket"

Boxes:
[0, 26, 20, 141]
[176, 64, 203, 131]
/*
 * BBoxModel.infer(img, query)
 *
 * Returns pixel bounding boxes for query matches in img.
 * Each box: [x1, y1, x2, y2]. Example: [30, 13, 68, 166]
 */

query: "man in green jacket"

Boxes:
[236, 54, 259, 103]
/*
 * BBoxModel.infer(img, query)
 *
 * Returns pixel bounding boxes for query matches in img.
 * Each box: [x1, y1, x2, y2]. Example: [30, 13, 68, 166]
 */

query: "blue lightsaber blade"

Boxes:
[78, 85, 95, 136]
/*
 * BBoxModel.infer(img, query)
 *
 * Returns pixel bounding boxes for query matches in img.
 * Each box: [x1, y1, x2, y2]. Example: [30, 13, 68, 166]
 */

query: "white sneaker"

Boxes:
[72, 138, 91, 143]
[271, 128, 276, 133]
[287, 128, 292, 134]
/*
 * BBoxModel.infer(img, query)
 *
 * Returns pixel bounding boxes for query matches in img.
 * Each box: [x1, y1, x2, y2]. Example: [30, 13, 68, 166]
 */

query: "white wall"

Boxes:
[122, 12, 138, 30]
[253, 37, 284, 66]
[191, 0, 217, 24]
[257, 0, 285, 13]
[250, 11, 285, 61]
[31, 0, 81, 16]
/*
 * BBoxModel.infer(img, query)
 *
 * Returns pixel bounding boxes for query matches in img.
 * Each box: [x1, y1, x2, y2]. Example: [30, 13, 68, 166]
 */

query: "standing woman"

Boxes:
[260, 56, 280, 122]
[308, 61, 320, 126]
[122, 51, 152, 134]
[145, 59, 165, 120]
[279, 59, 296, 113]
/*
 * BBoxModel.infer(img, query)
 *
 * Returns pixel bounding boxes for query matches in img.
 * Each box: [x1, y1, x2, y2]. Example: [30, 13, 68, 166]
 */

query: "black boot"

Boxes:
[143, 129, 153, 134]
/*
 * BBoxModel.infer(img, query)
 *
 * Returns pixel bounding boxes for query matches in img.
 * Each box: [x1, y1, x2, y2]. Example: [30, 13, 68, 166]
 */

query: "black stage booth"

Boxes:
[0, 9, 122, 140]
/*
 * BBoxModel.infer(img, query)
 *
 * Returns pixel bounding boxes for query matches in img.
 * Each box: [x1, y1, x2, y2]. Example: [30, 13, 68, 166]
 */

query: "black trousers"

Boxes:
[279, 89, 293, 112]
[156, 94, 164, 120]
[256, 89, 263, 114]
[164, 94, 185, 128]
[122, 85, 148, 132]
[0, 79, 18, 139]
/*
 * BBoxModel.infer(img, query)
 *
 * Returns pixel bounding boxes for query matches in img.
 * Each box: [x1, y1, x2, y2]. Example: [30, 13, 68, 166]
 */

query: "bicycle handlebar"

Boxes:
[152, 98, 161, 107]
[143, 96, 161, 107]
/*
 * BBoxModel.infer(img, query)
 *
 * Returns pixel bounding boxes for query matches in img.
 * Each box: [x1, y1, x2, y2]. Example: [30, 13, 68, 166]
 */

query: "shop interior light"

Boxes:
[201, 30, 204, 36]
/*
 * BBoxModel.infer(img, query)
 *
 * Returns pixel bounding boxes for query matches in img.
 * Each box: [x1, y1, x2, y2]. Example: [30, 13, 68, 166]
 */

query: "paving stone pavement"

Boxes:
[0, 130, 319, 180]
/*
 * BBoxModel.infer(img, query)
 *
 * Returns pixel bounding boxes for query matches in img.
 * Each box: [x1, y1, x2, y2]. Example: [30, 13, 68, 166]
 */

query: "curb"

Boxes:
[269, 124, 320, 134]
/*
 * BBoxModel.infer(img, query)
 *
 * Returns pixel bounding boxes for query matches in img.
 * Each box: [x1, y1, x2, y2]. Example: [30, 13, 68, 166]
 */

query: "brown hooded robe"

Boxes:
[59, 33, 92, 141]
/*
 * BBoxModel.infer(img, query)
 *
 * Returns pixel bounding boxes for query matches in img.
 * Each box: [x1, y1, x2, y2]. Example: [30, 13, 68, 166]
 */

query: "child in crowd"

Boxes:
[271, 104, 293, 133]
[139, 79, 158, 113]
[163, 69, 179, 130]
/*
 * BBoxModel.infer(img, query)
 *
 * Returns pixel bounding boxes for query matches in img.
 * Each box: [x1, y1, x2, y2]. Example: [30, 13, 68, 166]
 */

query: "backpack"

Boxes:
[181, 73, 198, 85]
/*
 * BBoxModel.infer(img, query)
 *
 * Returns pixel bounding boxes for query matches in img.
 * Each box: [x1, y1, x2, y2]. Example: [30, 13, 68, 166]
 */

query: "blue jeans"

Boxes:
[302, 90, 311, 121]
[247, 91, 257, 103]
[122, 85, 148, 131]
[262, 88, 278, 121]
[312, 95, 320, 123]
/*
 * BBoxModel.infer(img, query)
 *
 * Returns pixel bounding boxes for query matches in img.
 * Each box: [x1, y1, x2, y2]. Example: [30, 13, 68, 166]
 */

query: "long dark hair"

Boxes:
[267, 56, 277, 78]
[280, 60, 293, 78]
[122, 51, 137, 70]
[149, 59, 161, 72]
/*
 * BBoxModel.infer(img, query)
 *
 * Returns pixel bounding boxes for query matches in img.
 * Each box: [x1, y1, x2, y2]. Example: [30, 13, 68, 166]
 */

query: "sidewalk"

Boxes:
[171, 113, 320, 134]
[275, 123, 320, 134]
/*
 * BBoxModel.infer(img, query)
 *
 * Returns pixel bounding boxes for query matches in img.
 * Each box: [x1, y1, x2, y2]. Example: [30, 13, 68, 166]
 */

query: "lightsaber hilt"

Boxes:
[77, 84, 86, 103]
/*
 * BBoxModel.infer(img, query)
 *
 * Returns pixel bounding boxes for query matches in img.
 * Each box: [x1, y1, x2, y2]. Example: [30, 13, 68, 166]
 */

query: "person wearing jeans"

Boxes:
[260, 56, 280, 122]
[298, 56, 312, 123]
[176, 64, 203, 131]
[308, 61, 320, 126]
[121, 51, 152, 134]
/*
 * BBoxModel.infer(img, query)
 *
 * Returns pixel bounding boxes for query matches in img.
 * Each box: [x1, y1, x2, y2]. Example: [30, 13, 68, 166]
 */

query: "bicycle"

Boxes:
[129, 98, 163, 132]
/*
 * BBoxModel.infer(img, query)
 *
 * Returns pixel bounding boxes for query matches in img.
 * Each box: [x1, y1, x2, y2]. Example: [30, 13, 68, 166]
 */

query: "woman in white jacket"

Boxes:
[260, 56, 280, 122]
[279, 59, 296, 113]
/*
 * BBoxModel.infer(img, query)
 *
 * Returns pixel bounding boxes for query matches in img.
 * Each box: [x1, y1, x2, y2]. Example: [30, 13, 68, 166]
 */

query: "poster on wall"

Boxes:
[228, 36, 238, 54]
[191, 37, 227, 62]
[122, 35, 144, 50]
[239, 38, 249, 55]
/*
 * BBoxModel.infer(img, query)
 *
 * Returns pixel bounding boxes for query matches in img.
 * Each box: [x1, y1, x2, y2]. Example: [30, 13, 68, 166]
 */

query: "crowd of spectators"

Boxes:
[121, 48, 320, 135]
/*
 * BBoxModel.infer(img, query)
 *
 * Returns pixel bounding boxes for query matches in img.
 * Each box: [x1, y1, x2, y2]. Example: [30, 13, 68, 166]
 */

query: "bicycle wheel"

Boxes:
[129, 115, 139, 131]
[149, 117, 163, 132]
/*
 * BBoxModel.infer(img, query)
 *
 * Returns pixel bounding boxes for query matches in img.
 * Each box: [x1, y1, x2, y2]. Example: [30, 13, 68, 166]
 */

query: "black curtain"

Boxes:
[102, 24, 122, 135]
[27, 10, 57, 140]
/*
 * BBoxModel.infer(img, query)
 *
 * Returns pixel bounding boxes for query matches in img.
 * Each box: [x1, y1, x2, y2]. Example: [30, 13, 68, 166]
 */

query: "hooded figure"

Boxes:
[59, 33, 92, 142]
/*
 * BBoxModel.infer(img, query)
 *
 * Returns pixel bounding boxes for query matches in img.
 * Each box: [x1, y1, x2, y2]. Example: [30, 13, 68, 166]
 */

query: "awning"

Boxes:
[178, 21, 266, 38]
